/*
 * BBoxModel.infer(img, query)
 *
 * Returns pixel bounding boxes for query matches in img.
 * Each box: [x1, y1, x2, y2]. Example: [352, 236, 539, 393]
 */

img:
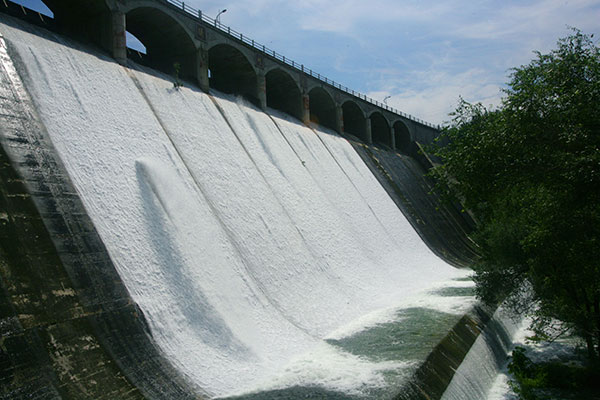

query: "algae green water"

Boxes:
[228, 294, 473, 399]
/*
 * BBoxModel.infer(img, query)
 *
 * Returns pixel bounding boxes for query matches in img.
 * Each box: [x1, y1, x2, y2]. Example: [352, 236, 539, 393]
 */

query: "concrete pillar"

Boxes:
[335, 104, 344, 134]
[365, 118, 373, 144]
[301, 92, 310, 125]
[196, 47, 210, 93]
[391, 126, 397, 151]
[257, 71, 267, 110]
[112, 11, 127, 65]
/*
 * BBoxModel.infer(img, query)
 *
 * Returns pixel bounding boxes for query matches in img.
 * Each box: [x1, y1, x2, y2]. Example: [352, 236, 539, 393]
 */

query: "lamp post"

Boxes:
[215, 9, 227, 24]
[383, 95, 391, 105]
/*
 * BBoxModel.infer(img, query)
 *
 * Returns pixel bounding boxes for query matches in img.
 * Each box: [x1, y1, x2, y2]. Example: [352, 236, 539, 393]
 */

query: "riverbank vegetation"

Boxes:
[507, 344, 600, 399]
[429, 29, 600, 395]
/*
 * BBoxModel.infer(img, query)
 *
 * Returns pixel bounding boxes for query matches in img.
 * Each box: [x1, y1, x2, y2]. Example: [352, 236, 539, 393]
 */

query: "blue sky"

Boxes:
[14, 0, 600, 125]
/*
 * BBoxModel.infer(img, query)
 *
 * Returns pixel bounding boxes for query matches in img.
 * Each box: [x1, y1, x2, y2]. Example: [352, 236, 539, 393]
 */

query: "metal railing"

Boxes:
[166, 0, 439, 129]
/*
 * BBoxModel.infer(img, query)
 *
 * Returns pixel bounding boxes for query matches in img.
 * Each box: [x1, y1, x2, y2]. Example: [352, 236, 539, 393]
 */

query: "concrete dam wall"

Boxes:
[0, 11, 515, 400]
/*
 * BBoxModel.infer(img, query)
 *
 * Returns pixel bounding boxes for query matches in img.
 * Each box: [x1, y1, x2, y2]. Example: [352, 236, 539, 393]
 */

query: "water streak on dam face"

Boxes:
[0, 16, 490, 399]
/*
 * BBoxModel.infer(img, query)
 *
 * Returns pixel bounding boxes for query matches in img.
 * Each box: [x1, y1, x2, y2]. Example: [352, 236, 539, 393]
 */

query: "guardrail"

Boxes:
[165, 0, 439, 129]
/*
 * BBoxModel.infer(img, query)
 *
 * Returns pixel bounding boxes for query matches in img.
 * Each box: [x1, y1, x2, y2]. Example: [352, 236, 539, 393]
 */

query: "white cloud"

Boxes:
[185, 0, 599, 126]
[452, 0, 599, 41]
[292, 0, 455, 35]
[368, 68, 505, 125]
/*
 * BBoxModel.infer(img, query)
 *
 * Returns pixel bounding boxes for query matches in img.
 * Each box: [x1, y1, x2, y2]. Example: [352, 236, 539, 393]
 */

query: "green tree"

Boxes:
[430, 30, 600, 359]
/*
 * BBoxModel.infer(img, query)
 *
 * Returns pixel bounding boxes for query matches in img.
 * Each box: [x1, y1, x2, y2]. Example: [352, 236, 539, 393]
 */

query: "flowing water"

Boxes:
[442, 307, 522, 400]
[0, 17, 506, 399]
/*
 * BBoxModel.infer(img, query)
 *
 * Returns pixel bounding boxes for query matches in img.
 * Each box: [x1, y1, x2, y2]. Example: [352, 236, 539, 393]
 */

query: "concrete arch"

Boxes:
[305, 81, 332, 94]
[208, 44, 258, 105]
[393, 120, 412, 154]
[265, 68, 302, 120]
[308, 87, 336, 131]
[206, 38, 260, 67]
[342, 100, 367, 142]
[125, 6, 197, 79]
[116, 0, 200, 42]
[263, 63, 294, 76]
[370, 111, 391, 148]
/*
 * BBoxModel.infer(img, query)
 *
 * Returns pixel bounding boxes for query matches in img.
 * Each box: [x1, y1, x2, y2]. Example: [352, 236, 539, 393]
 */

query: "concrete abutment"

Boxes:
[257, 71, 267, 110]
[111, 10, 126, 65]
[335, 104, 344, 134]
[197, 47, 210, 92]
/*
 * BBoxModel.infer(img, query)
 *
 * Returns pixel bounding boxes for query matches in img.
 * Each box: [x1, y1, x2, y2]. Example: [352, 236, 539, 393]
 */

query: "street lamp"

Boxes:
[383, 95, 391, 105]
[216, 9, 227, 24]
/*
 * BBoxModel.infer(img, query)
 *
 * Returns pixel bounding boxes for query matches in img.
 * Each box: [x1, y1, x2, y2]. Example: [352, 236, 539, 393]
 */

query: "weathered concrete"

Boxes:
[0, 13, 203, 399]
[112, 10, 126, 65]
[197, 47, 210, 92]
[393, 305, 504, 400]
[256, 70, 267, 110]
[365, 118, 373, 144]
[335, 104, 344, 134]
[350, 141, 478, 268]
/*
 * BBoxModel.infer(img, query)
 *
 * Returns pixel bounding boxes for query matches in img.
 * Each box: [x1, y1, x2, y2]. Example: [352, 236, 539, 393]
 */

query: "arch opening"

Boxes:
[208, 44, 258, 106]
[12, 0, 53, 16]
[308, 87, 336, 131]
[393, 120, 411, 154]
[2, 0, 54, 30]
[342, 101, 367, 141]
[126, 31, 146, 54]
[370, 112, 391, 148]
[265, 68, 302, 120]
[126, 7, 197, 80]
[38, 0, 110, 48]
[126, 31, 147, 65]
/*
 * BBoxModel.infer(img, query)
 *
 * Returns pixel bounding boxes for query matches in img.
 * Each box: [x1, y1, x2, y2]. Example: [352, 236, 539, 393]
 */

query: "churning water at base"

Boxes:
[442, 307, 522, 400]
[1, 18, 484, 398]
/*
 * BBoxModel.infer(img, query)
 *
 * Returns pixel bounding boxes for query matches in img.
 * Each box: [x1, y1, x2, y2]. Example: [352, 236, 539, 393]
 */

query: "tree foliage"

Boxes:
[507, 346, 600, 399]
[430, 30, 600, 358]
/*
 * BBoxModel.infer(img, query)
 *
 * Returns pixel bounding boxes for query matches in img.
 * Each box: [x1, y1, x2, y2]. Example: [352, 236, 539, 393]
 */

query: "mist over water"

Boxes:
[0, 18, 487, 398]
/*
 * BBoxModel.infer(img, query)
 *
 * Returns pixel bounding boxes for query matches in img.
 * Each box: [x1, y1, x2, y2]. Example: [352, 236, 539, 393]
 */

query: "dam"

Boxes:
[0, 2, 518, 399]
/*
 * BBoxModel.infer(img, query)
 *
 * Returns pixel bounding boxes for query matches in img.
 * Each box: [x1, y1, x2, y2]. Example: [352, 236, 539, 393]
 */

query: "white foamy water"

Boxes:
[1, 20, 471, 398]
[441, 307, 523, 400]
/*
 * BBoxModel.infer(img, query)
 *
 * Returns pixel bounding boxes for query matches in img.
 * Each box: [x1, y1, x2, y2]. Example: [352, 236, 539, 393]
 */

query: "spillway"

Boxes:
[0, 13, 493, 399]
